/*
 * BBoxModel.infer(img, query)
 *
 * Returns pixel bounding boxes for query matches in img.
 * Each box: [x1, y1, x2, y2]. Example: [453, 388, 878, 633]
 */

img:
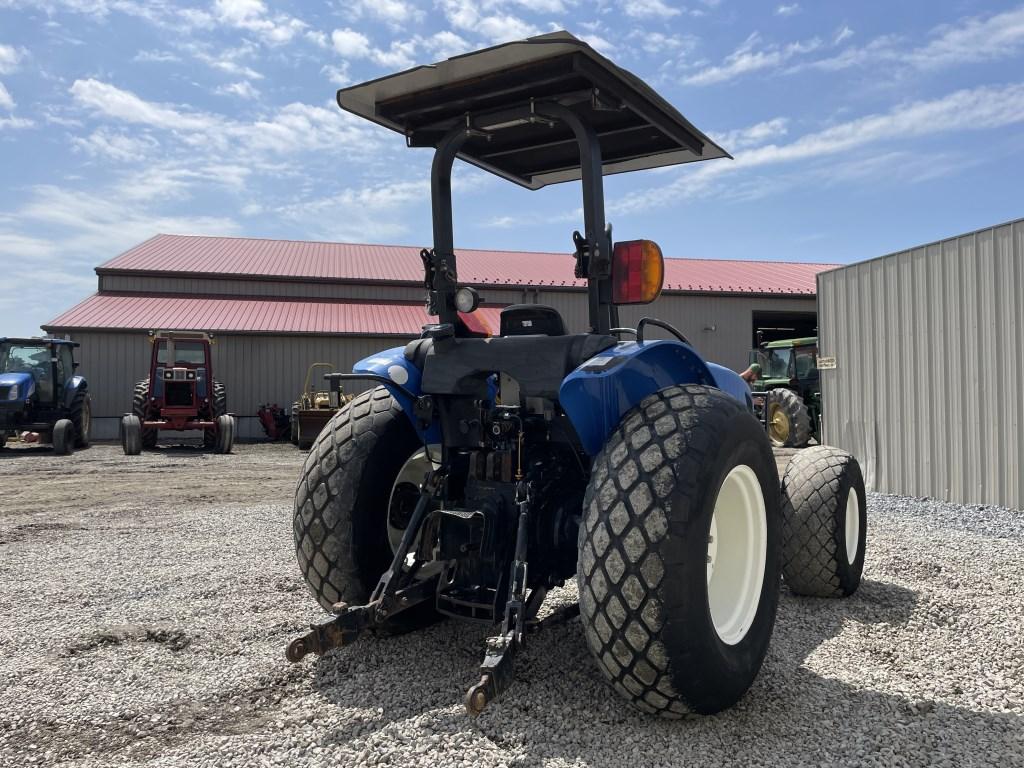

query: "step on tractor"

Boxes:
[290, 363, 354, 450]
[287, 33, 868, 719]
[0, 337, 91, 454]
[749, 337, 821, 448]
[121, 330, 235, 455]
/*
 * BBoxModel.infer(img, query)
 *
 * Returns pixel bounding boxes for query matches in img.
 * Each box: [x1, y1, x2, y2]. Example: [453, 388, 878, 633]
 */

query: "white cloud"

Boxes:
[71, 128, 160, 162]
[437, 0, 540, 43]
[70, 78, 215, 132]
[906, 6, 1024, 69]
[0, 115, 32, 129]
[0, 43, 25, 74]
[684, 32, 821, 85]
[423, 30, 471, 60]
[133, 49, 181, 63]
[613, 82, 1024, 214]
[215, 81, 260, 99]
[711, 117, 789, 151]
[801, 7, 1024, 76]
[320, 63, 351, 86]
[68, 79, 377, 158]
[352, 0, 426, 27]
[775, 3, 799, 16]
[331, 29, 422, 70]
[623, 0, 681, 19]
[212, 0, 307, 45]
[0, 81, 14, 110]
[332, 28, 372, 59]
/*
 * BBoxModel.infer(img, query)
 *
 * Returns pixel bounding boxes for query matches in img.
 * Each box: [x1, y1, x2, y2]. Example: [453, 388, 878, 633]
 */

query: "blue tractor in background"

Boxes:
[288, 33, 868, 719]
[0, 337, 91, 455]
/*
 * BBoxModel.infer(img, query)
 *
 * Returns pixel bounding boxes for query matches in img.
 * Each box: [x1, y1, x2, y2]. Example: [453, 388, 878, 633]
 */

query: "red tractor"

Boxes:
[121, 330, 235, 454]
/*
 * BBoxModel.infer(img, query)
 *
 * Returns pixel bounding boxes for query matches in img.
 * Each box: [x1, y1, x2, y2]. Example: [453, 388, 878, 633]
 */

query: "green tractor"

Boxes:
[749, 337, 820, 448]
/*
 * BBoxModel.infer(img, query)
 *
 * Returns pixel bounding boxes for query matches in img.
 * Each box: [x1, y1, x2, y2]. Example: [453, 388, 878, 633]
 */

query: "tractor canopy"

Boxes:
[337, 31, 729, 190]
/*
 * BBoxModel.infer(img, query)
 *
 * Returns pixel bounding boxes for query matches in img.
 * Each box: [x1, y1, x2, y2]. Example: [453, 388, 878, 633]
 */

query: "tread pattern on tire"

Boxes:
[578, 384, 749, 718]
[770, 388, 811, 448]
[205, 380, 227, 447]
[132, 379, 157, 448]
[70, 387, 90, 448]
[781, 445, 863, 597]
[293, 387, 410, 611]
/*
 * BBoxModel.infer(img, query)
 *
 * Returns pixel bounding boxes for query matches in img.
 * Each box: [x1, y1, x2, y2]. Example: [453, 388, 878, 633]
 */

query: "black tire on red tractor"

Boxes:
[289, 401, 300, 446]
[52, 418, 75, 456]
[293, 387, 440, 631]
[577, 384, 781, 717]
[121, 414, 142, 455]
[204, 380, 227, 448]
[70, 387, 91, 448]
[132, 379, 157, 449]
[780, 446, 867, 598]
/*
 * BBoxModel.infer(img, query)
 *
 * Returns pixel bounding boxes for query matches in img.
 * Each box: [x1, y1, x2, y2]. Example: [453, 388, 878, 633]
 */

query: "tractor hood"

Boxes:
[0, 371, 34, 398]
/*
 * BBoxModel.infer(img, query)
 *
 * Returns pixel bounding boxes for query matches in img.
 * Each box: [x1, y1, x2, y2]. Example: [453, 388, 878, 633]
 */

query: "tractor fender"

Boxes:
[63, 375, 87, 409]
[352, 347, 441, 443]
[559, 340, 750, 456]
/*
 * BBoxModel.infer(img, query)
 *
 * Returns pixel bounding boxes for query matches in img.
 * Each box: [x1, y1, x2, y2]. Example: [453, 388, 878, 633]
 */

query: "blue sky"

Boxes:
[1, 0, 1023, 337]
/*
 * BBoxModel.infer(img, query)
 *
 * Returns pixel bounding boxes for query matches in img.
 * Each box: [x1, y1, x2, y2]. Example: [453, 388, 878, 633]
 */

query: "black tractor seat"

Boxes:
[406, 333, 616, 400]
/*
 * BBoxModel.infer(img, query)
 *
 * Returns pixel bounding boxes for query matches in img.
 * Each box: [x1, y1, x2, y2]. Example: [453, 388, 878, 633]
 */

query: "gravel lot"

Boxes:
[1, 442, 1022, 767]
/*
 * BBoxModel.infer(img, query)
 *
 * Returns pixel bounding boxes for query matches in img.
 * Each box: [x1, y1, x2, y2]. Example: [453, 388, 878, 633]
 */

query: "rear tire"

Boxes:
[132, 379, 157, 449]
[70, 388, 91, 448]
[781, 446, 866, 597]
[121, 414, 142, 455]
[578, 384, 781, 717]
[52, 419, 74, 455]
[767, 389, 811, 448]
[293, 387, 438, 631]
[204, 380, 227, 448]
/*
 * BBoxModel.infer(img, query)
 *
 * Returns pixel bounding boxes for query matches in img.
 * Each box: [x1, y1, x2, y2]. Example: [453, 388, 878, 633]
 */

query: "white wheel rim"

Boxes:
[844, 490, 860, 564]
[706, 464, 767, 646]
[387, 447, 440, 557]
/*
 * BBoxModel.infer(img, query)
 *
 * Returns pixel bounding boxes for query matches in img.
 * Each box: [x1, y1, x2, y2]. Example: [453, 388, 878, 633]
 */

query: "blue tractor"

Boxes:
[0, 337, 91, 454]
[288, 33, 868, 718]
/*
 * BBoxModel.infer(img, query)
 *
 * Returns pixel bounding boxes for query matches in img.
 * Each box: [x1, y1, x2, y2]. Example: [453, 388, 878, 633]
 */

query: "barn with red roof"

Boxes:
[44, 234, 833, 439]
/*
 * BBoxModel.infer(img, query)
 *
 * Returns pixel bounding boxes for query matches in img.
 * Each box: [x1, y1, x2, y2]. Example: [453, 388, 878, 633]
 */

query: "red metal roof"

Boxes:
[44, 293, 504, 336]
[98, 234, 834, 296]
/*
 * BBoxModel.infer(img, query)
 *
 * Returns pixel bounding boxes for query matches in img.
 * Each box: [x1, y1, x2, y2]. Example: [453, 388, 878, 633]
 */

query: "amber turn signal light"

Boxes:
[611, 239, 664, 304]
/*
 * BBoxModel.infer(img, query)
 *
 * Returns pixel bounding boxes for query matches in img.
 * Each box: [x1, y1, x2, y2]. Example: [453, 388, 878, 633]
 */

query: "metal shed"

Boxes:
[44, 234, 829, 440]
[817, 217, 1024, 508]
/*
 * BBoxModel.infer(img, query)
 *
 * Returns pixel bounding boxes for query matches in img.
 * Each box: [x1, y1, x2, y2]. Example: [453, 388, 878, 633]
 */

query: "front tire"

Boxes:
[293, 387, 435, 625]
[121, 414, 142, 455]
[52, 419, 74, 455]
[781, 446, 866, 597]
[214, 414, 235, 454]
[578, 384, 781, 717]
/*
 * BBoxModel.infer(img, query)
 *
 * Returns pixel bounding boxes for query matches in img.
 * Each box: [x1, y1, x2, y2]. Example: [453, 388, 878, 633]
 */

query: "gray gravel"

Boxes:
[1, 444, 1022, 767]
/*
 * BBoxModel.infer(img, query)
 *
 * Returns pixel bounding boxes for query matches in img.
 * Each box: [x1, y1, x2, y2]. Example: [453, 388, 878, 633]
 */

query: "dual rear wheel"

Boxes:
[577, 384, 866, 717]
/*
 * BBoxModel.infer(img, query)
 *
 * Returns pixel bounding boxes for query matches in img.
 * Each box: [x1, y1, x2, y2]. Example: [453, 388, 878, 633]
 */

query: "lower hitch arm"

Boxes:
[465, 481, 541, 716]
[286, 468, 443, 664]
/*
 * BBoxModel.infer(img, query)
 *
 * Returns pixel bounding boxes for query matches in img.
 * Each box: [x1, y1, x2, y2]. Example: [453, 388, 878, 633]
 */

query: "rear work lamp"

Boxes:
[611, 239, 664, 304]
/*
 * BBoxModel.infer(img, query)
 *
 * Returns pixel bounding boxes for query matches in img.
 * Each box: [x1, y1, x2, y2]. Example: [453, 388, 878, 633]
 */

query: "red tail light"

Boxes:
[611, 239, 664, 304]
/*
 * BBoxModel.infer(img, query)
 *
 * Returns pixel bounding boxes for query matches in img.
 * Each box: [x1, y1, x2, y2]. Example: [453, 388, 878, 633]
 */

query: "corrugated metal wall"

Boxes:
[818, 218, 1024, 508]
[61, 289, 815, 442]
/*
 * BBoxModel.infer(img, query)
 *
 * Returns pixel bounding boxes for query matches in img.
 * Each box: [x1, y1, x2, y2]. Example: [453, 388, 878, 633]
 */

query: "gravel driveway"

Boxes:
[0, 443, 1021, 767]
